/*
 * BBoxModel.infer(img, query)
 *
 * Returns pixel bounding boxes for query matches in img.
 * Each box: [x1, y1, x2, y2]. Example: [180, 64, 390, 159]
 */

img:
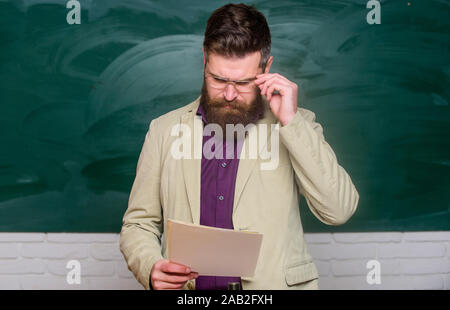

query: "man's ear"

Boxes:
[264, 56, 273, 73]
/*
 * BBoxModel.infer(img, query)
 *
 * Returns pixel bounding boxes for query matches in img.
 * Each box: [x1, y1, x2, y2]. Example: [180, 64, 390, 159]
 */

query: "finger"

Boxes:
[259, 75, 291, 91]
[153, 281, 185, 290]
[267, 84, 274, 101]
[266, 83, 287, 101]
[161, 261, 191, 274]
[254, 73, 273, 85]
[256, 73, 291, 85]
[158, 271, 198, 284]
[260, 76, 290, 96]
[260, 75, 278, 95]
[271, 73, 292, 84]
[266, 75, 292, 88]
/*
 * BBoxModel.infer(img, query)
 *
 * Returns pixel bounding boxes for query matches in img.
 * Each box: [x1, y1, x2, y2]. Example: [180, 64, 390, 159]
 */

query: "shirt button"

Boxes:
[221, 162, 227, 168]
[218, 195, 224, 201]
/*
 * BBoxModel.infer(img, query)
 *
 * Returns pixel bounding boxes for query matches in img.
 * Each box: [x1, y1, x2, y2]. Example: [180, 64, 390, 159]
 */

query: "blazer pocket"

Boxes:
[285, 260, 319, 286]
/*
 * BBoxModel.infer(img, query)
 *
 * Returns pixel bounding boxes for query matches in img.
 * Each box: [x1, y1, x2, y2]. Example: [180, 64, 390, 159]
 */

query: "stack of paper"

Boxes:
[168, 219, 263, 277]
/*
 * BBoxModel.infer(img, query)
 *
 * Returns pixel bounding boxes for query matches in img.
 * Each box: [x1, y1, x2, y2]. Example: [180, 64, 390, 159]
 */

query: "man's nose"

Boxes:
[223, 83, 238, 101]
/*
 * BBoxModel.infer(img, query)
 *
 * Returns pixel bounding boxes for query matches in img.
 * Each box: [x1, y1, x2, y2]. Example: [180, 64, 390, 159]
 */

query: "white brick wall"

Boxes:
[305, 231, 450, 290]
[0, 233, 142, 290]
[0, 232, 449, 290]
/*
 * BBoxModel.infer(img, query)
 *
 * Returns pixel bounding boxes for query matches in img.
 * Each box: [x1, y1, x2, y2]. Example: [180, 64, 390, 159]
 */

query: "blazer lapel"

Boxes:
[233, 99, 278, 213]
[180, 99, 203, 225]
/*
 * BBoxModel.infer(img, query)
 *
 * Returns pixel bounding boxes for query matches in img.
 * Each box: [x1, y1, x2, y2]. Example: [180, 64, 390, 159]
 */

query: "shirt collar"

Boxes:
[196, 102, 208, 124]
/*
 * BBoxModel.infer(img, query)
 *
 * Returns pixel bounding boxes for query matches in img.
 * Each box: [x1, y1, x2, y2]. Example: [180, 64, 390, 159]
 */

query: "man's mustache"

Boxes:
[206, 98, 249, 110]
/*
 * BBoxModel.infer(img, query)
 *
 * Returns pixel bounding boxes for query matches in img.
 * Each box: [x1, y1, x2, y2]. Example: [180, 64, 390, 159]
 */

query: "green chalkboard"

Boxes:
[0, 0, 449, 232]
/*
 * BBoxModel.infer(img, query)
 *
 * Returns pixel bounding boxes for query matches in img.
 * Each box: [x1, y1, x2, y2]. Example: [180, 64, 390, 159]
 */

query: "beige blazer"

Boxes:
[120, 96, 359, 290]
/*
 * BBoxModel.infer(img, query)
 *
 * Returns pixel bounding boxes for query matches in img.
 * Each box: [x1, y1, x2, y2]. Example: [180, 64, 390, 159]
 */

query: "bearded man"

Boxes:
[120, 3, 359, 290]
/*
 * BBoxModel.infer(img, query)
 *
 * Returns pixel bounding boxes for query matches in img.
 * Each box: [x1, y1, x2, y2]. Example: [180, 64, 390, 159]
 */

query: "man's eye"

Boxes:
[213, 77, 227, 83]
[235, 81, 250, 86]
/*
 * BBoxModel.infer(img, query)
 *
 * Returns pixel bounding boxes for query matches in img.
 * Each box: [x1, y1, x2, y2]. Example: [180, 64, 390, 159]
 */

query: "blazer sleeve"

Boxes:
[119, 119, 164, 290]
[279, 108, 359, 225]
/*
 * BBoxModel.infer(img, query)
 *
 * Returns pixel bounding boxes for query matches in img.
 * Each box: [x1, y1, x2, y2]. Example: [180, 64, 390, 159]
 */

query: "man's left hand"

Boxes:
[255, 73, 298, 126]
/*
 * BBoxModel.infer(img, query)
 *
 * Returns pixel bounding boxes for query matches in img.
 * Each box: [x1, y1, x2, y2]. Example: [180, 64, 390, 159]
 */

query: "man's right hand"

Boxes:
[150, 259, 198, 290]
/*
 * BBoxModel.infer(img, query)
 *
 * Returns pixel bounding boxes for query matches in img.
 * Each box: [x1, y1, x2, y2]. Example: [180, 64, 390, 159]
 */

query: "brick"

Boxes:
[333, 232, 402, 243]
[47, 233, 118, 243]
[399, 258, 450, 275]
[378, 276, 408, 290]
[377, 243, 445, 258]
[0, 259, 45, 274]
[116, 261, 135, 279]
[382, 275, 444, 290]
[0, 276, 21, 289]
[403, 231, 450, 242]
[331, 259, 368, 276]
[317, 276, 376, 290]
[47, 259, 115, 277]
[314, 260, 330, 277]
[0, 233, 45, 243]
[81, 260, 116, 277]
[20, 275, 89, 290]
[334, 244, 377, 260]
[304, 233, 332, 244]
[21, 244, 89, 259]
[90, 244, 123, 261]
[321, 274, 445, 290]
[332, 259, 404, 278]
[445, 273, 450, 290]
[87, 278, 143, 290]
[377, 259, 402, 276]
[317, 276, 335, 290]
[0, 244, 19, 258]
[409, 275, 445, 290]
[308, 244, 335, 260]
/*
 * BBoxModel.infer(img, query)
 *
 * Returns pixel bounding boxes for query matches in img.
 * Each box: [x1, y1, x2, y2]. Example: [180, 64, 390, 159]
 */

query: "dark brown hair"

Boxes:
[203, 3, 271, 70]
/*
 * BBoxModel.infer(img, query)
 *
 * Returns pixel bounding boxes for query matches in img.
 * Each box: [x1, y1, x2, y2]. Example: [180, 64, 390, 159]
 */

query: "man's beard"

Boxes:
[199, 79, 265, 140]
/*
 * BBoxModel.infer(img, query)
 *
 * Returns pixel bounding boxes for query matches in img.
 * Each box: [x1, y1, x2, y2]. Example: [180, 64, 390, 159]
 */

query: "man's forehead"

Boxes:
[206, 51, 261, 79]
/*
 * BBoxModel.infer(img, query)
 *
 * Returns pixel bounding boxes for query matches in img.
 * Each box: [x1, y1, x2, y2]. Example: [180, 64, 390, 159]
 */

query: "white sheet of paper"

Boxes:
[168, 219, 263, 277]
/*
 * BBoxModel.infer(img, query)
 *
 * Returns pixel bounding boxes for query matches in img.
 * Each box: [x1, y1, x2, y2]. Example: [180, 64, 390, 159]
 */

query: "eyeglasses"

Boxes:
[204, 70, 257, 93]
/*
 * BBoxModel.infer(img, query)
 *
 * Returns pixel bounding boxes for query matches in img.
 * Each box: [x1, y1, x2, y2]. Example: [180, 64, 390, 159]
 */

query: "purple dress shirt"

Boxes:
[195, 103, 244, 290]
